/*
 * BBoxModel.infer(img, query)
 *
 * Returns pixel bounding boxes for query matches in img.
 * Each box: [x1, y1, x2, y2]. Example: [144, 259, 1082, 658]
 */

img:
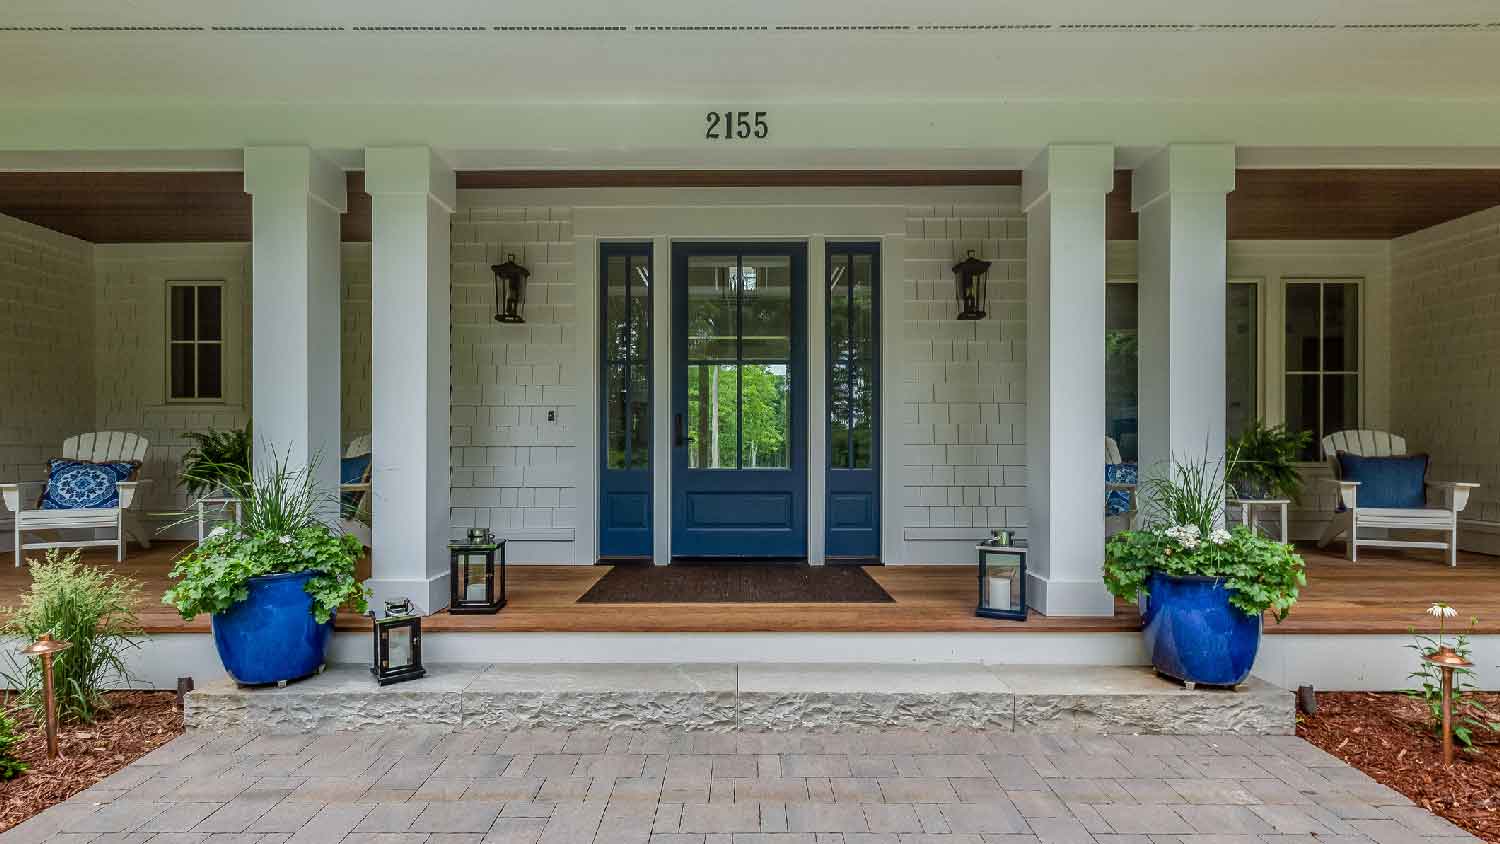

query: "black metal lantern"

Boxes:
[369, 598, 425, 685]
[952, 249, 991, 320]
[491, 253, 530, 324]
[976, 533, 1027, 621]
[449, 528, 506, 614]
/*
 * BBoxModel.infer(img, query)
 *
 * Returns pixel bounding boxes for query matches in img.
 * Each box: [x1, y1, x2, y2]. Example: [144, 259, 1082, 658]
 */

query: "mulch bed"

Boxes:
[0, 691, 183, 833]
[1298, 691, 1500, 843]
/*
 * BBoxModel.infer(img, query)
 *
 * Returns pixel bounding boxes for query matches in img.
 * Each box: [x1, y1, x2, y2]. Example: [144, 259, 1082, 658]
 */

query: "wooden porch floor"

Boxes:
[2, 542, 1497, 636]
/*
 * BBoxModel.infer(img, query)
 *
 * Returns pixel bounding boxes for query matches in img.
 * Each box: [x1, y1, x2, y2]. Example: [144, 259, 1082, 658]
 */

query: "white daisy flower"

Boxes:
[1427, 603, 1458, 619]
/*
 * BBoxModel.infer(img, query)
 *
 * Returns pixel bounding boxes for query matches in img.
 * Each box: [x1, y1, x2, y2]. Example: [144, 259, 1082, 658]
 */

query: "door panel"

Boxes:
[672, 242, 807, 558]
[826, 244, 881, 559]
[599, 243, 654, 558]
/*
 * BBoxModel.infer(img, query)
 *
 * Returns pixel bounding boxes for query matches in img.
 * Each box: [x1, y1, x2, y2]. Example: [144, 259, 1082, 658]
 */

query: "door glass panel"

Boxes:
[1285, 283, 1320, 371]
[1225, 283, 1257, 439]
[627, 364, 650, 470]
[687, 363, 738, 469]
[741, 256, 792, 360]
[628, 260, 650, 360]
[829, 254, 851, 468]
[605, 255, 629, 359]
[852, 357, 874, 468]
[852, 254, 874, 347]
[742, 362, 789, 469]
[687, 255, 738, 361]
[606, 364, 628, 469]
[1323, 283, 1359, 371]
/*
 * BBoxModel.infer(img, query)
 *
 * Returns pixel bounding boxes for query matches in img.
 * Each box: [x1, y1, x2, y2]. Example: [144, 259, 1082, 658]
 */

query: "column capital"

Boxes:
[243, 146, 347, 214]
[364, 146, 457, 214]
[1021, 144, 1115, 213]
[1131, 143, 1235, 213]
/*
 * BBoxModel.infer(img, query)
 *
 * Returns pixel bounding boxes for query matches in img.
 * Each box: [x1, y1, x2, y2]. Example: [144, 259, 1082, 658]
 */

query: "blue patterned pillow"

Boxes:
[1105, 462, 1138, 516]
[40, 458, 139, 510]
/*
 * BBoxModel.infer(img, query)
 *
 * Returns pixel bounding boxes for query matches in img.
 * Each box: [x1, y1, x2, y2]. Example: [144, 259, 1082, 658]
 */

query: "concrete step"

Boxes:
[185, 663, 1293, 735]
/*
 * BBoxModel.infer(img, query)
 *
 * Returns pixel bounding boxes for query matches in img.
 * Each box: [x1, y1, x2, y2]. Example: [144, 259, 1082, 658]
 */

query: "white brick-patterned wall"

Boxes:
[0, 214, 95, 484]
[93, 245, 252, 523]
[448, 204, 578, 545]
[900, 198, 1029, 548]
[1392, 205, 1500, 530]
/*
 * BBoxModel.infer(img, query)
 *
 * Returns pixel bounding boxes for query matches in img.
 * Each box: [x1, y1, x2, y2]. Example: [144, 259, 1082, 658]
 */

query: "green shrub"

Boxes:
[164, 453, 366, 624]
[0, 709, 26, 780]
[1226, 421, 1313, 500]
[1, 550, 143, 723]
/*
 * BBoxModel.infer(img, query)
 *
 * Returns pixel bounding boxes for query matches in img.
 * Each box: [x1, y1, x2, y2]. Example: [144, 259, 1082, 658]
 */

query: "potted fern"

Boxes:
[164, 453, 365, 686]
[1226, 421, 1312, 501]
[179, 425, 251, 500]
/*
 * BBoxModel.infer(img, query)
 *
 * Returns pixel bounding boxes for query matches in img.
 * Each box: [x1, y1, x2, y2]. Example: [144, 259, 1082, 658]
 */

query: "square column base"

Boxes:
[365, 572, 450, 617]
[1026, 572, 1116, 617]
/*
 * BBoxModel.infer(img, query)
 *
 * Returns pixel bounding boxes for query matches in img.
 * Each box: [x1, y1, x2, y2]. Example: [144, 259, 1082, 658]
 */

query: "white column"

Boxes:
[243, 146, 346, 503]
[1132, 144, 1236, 484]
[1022, 144, 1116, 617]
[364, 147, 456, 613]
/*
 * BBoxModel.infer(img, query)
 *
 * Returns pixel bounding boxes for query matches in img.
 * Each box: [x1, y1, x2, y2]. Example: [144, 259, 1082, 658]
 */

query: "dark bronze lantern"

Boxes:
[449, 528, 506, 614]
[369, 598, 424, 686]
[492, 253, 531, 324]
[976, 533, 1027, 621]
[952, 249, 991, 320]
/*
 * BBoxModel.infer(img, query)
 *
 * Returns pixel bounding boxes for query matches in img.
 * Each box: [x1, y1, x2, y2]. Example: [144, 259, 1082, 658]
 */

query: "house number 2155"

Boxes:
[705, 111, 769, 140]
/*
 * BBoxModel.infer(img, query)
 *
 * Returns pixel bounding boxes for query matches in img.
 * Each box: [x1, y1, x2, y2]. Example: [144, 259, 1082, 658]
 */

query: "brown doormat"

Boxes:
[578, 563, 895, 604]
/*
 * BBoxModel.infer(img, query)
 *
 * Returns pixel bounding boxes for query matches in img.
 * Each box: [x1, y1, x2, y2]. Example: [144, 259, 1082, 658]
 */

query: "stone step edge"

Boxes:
[185, 663, 1293, 735]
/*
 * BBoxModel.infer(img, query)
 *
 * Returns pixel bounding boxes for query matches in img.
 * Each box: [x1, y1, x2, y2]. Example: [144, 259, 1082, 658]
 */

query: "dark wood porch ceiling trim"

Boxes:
[3, 168, 1500, 244]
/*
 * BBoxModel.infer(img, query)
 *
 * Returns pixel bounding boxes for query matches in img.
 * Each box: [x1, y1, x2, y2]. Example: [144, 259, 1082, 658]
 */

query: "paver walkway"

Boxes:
[1, 729, 1480, 843]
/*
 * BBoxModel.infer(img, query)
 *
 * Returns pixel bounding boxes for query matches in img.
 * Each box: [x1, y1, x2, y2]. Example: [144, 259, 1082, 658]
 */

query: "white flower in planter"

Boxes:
[1427, 602, 1458, 619]
[279, 534, 294, 545]
[1164, 524, 1201, 549]
[207, 525, 229, 539]
[1209, 528, 1232, 546]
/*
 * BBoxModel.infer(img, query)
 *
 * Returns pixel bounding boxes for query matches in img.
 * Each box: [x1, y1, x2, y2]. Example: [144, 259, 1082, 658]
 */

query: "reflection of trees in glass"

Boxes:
[688, 364, 788, 468]
[605, 258, 650, 470]
[829, 251, 875, 469]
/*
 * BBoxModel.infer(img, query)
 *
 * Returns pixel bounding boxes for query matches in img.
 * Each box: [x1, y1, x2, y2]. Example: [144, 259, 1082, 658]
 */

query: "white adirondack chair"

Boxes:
[1105, 436, 1138, 535]
[1317, 429, 1478, 566]
[340, 434, 373, 547]
[1, 432, 152, 565]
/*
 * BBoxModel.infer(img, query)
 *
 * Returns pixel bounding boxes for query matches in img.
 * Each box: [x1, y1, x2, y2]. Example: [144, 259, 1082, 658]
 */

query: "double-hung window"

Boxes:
[167, 281, 224, 402]
[1284, 280, 1360, 461]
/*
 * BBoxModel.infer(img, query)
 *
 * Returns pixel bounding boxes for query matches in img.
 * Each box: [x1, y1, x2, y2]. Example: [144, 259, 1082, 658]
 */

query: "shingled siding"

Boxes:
[899, 196, 1030, 561]
[1392, 204, 1500, 547]
[447, 203, 578, 559]
[0, 213, 94, 487]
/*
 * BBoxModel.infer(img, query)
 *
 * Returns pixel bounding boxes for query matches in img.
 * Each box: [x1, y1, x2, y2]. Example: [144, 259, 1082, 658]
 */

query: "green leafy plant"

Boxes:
[1104, 453, 1306, 621]
[179, 425, 251, 500]
[1226, 421, 1313, 500]
[164, 453, 366, 624]
[1, 550, 143, 723]
[1405, 605, 1500, 754]
[0, 709, 27, 780]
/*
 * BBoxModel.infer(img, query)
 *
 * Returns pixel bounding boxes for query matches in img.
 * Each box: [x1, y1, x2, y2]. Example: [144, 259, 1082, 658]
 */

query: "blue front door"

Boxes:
[671, 243, 807, 558]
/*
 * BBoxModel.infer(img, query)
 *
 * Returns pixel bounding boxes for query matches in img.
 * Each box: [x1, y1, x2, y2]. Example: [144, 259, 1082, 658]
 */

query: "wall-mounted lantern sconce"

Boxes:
[492, 253, 531, 324]
[952, 249, 991, 321]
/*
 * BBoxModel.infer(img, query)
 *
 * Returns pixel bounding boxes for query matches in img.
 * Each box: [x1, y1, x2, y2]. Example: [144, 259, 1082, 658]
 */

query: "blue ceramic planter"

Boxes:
[210, 570, 333, 686]
[1141, 572, 1261, 687]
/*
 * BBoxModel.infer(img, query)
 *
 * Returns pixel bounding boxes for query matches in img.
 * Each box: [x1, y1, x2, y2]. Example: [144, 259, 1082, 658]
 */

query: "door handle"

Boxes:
[674, 413, 685, 447]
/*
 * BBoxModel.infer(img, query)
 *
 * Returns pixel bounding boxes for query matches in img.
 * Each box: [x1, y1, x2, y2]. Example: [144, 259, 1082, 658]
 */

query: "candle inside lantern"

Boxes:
[986, 576, 1012, 611]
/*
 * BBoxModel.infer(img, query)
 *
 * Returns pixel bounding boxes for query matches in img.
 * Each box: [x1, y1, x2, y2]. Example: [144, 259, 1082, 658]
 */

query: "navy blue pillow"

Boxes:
[340, 453, 371, 486]
[1336, 452, 1428, 509]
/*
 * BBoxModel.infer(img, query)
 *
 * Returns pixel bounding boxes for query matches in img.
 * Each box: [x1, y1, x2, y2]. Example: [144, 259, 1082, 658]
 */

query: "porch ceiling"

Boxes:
[3, 1, 1500, 104]
[6, 168, 1500, 244]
